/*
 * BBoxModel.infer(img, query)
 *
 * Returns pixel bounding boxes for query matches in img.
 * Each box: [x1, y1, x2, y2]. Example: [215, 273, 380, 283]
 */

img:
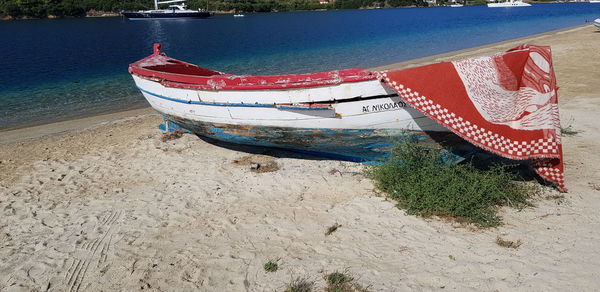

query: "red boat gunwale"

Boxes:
[129, 43, 377, 91]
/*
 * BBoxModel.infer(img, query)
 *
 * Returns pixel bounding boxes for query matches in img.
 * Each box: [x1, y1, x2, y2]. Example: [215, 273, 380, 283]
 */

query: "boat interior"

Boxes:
[130, 43, 377, 90]
[146, 59, 223, 77]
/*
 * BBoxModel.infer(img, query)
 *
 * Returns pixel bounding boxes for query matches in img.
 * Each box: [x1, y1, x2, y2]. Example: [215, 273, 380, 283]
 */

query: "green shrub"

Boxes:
[325, 271, 369, 292]
[284, 277, 314, 292]
[560, 125, 579, 136]
[367, 140, 537, 227]
[2, 2, 23, 17]
[263, 260, 278, 272]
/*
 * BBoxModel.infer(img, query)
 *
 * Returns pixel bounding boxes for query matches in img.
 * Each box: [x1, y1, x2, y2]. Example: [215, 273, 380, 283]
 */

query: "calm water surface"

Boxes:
[1, 3, 599, 130]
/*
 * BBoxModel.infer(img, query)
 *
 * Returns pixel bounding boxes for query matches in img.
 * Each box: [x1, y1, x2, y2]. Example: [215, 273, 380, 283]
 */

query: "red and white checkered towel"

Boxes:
[379, 45, 565, 191]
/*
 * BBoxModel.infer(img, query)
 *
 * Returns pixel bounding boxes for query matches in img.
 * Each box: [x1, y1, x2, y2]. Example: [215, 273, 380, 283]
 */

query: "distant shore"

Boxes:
[0, 10, 120, 21]
[0, 8, 326, 21]
[0, 1, 561, 21]
[4, 0, 585, 21]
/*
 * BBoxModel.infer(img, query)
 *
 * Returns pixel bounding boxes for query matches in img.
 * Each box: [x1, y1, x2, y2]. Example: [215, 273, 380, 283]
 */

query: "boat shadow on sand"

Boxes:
[196, 134, 334, 162]
[189, 127, 546, 185]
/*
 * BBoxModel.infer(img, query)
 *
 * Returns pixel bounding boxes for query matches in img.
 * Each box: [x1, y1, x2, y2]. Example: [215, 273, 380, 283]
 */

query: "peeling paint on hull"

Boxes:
[164, 115, 476, 162]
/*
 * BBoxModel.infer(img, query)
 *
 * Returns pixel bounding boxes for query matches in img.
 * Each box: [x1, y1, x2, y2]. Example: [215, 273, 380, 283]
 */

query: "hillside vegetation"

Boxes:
[0, 0, 428, 19]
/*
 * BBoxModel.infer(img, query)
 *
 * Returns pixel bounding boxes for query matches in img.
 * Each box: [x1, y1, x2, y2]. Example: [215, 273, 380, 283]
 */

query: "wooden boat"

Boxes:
[128, 44, 474, 162]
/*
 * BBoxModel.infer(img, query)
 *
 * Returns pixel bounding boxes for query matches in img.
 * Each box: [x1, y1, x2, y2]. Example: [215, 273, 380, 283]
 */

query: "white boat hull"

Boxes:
[131, 75, 475, 161]
[132, 75, 447, 131]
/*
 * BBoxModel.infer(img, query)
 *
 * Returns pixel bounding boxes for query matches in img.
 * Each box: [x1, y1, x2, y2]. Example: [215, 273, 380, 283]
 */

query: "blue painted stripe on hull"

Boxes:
[138, 87, 333, 110]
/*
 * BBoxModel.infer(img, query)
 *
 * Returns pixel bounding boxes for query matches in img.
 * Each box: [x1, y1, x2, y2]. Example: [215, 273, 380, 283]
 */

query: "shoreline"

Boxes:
[0, 11, 121, 21]
[0, 24, 591, 143]
[372, 24, 591, 70]
[0, 107, 157, 144]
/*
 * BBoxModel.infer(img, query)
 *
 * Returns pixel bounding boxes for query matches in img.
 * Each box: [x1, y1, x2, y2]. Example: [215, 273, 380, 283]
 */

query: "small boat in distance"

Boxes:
[450, 4, 463, 7]
[121, 0, 212, 19]
[233, 14, 245, 17]
[590, 0, 600, 3]
[487, 0, 531, 7]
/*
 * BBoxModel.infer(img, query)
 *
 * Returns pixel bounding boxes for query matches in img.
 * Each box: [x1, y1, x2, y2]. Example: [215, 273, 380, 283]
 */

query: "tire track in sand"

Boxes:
[63, 210, 121, 292]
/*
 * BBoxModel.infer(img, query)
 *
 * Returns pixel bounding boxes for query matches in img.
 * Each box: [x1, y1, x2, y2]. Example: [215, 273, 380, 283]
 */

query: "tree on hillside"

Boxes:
[388, 0, 428, 7]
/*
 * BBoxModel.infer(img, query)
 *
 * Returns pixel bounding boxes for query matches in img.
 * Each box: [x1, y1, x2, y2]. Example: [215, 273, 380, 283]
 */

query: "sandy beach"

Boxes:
[1, 24, 600, 291]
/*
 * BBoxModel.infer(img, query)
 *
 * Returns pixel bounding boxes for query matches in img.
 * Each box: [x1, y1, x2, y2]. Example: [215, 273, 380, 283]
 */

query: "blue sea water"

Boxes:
[1, 3, 599, 130]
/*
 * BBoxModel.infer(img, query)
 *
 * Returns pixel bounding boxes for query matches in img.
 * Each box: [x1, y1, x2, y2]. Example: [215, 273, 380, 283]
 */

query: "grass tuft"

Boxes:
[326, 272, 351, 286]
[325, 223, 341, 236]
[366, 140, 538, 227]
[560, 125, 579, 136]
[284, 277, 315, 292]
[325, 271, 369, 292]
[263, 260, 278, 272]
[496, 236, 523, 249]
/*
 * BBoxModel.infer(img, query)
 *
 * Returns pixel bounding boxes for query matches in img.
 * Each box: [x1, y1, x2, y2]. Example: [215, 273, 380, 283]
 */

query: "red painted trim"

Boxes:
[129, 43, 376, 91]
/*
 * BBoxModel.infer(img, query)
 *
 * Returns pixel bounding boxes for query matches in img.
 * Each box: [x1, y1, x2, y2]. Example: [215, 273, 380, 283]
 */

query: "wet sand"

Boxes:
[1, 24, 599, 291]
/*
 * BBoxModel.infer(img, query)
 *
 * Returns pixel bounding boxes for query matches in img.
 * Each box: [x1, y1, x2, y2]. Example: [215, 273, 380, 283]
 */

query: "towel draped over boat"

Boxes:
[379, 45, 566, 191]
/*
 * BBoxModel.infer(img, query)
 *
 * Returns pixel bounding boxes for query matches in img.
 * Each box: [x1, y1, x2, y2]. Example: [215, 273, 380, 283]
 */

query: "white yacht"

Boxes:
[121, 0, 212, 19]
[488, 0, 531, 7]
